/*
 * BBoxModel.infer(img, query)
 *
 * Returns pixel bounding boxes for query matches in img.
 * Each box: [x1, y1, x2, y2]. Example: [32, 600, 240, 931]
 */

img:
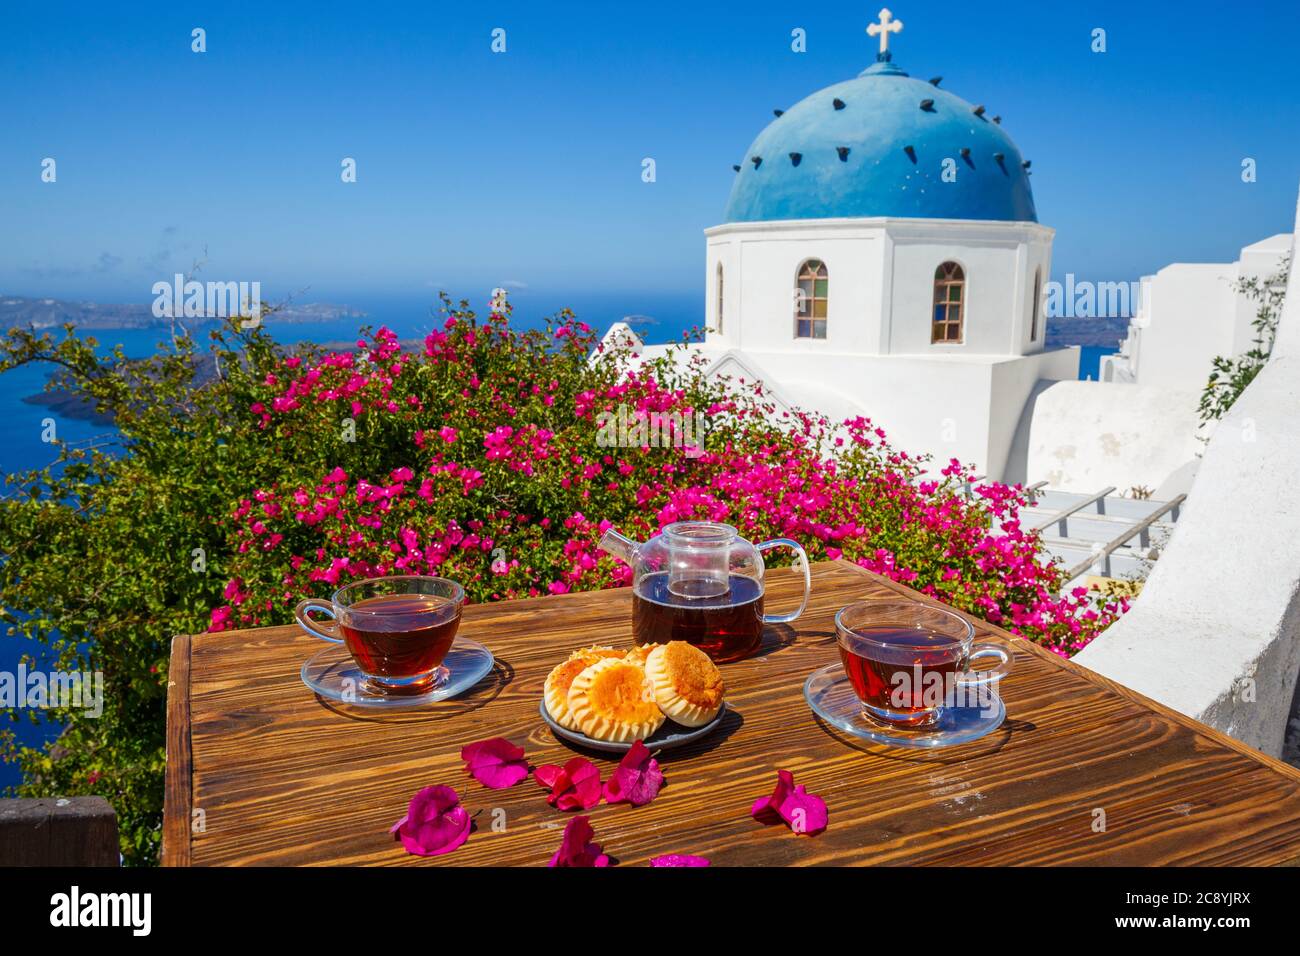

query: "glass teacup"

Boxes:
[294, 577, 465, 694]
[835, 600, 1010, 728]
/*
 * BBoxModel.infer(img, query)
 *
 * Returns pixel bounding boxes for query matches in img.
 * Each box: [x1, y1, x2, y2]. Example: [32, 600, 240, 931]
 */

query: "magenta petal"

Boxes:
[548, 815, 611, 868]
[650, 854, 710, 867]
[553, 757, 602, 811]
[750, 770, 826, 834]
[535, 764, 564, 790]
[391, 785, 471, 857]
[461, 737, 530, 789]
[603, 740, 664, 807]
[750, 769, 795, 825]
[779, 785, 829, 836]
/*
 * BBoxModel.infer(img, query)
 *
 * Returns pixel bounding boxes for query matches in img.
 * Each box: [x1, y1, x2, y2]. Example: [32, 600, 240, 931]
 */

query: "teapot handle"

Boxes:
[756, 538, 811, 624]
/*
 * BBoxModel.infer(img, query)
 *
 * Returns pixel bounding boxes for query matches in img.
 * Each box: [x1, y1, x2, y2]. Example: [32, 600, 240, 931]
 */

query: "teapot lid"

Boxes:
[662, 521, 738, 544]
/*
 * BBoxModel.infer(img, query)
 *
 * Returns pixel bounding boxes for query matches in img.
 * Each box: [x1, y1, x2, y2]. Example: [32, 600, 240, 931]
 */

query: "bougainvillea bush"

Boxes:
[0, 294, 1124, 864]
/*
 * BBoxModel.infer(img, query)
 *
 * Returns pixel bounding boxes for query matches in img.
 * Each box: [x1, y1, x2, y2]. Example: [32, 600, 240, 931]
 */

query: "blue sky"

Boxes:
[1, 0, 1297, 308]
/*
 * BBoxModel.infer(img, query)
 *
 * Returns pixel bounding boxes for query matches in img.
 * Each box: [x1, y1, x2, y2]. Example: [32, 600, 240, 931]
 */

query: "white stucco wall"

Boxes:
[704, 217, 1054, 359]
[1074, 203, 1300, 758]
[1023, 380, 1205, 493]
[1104, 234, 1290, 392]
[697, 216, 1068, 482]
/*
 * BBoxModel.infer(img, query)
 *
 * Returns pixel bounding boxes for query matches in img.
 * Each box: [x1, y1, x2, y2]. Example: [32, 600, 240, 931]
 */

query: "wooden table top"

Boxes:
[163, 560, 1300, 866]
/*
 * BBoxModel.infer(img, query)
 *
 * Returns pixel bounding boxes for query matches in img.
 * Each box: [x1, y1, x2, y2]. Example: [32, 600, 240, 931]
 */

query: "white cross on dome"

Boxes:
[867, 8, 904, 56]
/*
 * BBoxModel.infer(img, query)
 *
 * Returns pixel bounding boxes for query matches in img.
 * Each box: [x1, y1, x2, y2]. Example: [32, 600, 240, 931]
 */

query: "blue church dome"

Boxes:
[723, 58, 1037, 224]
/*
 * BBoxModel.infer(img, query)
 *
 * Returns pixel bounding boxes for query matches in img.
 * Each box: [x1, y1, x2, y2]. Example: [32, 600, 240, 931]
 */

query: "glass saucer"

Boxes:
[803, 663, 1006, 749]
[301, 638, 493, 709]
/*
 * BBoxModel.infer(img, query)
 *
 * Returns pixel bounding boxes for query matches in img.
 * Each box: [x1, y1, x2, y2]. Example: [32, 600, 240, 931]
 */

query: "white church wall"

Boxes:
[988, 348, 1080, 482]
[1073, 198, 1300, 759]
[704, 218, 1057, 362]
[705, 220, 885, 356]
[706, 240, 738, 341]
[1019, 238, 1053, 353]
[882, 219, 1052, 357]
[887, 237, 1020, 355]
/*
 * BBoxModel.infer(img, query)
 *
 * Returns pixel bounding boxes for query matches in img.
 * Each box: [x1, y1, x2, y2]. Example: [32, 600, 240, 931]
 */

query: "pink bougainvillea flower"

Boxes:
[602, 740, 664, 807]
[534, 756, 602, 811]
[750, 769, 828, 836]
[548, 815, 610, 868]
[649, 854, 710, 867]
[390, 785, 471, 857]
[460, 737, 529, 789]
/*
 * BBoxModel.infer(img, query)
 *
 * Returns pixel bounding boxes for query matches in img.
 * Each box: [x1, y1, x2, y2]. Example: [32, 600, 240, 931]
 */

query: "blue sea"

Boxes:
[1078, 345, 1120, 381]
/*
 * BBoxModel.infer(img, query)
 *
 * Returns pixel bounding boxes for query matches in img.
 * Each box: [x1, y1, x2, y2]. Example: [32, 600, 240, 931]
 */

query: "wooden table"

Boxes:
[163, 561, 1300, 866]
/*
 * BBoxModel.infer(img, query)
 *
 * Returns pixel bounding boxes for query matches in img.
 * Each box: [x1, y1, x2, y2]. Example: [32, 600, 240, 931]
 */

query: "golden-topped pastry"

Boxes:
[644, 641, 725, 728]
[622, 644, 655, 666]
[566, 658, 666, 743]
[543, 646, 624, 729]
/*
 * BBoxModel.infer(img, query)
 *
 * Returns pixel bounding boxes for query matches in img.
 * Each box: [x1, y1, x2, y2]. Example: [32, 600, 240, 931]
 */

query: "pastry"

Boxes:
[622, 644, 656, 666]
[543, 646, 624, 729]
[644, 641, 725, 728]
[566, 658, 666, 742]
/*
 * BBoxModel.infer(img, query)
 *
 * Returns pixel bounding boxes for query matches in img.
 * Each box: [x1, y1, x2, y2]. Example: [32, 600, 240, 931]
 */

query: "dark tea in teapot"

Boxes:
[601, 520, 810, 665]
[632, 572, 764, 663]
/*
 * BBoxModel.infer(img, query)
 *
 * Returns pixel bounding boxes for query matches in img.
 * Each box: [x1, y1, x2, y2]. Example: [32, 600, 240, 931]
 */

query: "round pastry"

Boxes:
[644, 641, 726, 728]
[622, 644, 656, 666]
[543, 646, 624, 729]
[566, 658, 666, 743]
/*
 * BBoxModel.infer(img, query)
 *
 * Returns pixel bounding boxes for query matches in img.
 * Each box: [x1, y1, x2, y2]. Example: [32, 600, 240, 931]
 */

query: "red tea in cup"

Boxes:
[835, 600, 1009, 728]
[339, 593, 461, 680]
[295, 577, 465, 694]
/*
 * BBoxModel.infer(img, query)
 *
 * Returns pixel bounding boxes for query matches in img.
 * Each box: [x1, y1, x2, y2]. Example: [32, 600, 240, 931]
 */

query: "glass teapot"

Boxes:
[599, 521, 810, 663]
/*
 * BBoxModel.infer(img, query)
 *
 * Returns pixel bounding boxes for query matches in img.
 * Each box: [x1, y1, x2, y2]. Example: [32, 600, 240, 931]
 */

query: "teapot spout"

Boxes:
[598, 527, 639, 566]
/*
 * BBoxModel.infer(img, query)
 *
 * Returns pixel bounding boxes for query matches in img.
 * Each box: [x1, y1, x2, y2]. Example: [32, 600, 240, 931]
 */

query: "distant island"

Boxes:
[0, 294, 366, 331]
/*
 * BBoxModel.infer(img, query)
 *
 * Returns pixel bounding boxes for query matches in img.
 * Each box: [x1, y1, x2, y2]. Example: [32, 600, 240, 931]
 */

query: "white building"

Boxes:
[1019, 232, 1291, 496]
[1102, 233, 1291, 389]
[620, 13, 1079, 482]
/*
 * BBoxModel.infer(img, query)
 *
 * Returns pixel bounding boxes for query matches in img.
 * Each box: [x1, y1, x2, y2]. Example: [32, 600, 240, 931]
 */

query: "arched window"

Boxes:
[931, 261, 965, 343]
[1030, 268, 1041, 342]
[795, 259, 828, 339]
[716, 263, 724, 334]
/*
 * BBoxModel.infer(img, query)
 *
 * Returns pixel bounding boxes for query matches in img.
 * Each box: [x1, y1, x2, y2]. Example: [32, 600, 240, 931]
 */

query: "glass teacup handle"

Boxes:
[958, 644, 1012, 685]
[756, 538, 811, 624]
[294, 599, 344, 644]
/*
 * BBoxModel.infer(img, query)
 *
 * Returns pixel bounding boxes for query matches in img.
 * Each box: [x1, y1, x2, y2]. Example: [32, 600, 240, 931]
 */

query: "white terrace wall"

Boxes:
[1074, 194, 1300, 757]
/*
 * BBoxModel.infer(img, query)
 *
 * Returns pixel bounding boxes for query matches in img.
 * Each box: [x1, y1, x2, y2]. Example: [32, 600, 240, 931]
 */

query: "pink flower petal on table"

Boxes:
[534, 764, 564, 790]
[750, 769, 795, 824]
[549, 815, 610, 868]
[460, 737, 529, 789]
[603, 740, 664, 807]
[750, 769, 827, 836]
[390, 785, 471, 857]
[649, 854, 710, 867]
[557, 758, 603, 811]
